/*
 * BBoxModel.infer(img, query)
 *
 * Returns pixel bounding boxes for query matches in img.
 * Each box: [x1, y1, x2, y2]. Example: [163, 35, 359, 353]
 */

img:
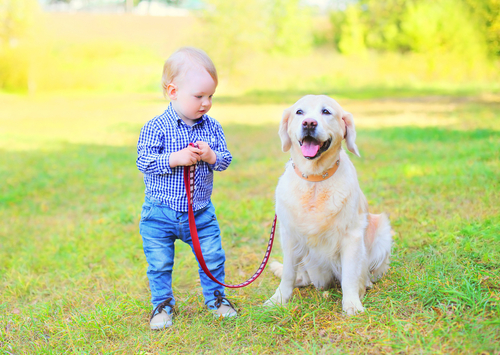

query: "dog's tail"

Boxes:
[269, 261, 284, 279]
[365, 213, 392, 281]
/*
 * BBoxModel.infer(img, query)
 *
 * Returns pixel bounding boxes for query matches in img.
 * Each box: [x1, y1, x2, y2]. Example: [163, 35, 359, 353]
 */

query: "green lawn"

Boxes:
[0, 93, 499, 354]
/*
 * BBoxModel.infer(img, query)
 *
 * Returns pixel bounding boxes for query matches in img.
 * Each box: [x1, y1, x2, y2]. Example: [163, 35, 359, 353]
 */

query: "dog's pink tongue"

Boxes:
[301, 140, 320, 157]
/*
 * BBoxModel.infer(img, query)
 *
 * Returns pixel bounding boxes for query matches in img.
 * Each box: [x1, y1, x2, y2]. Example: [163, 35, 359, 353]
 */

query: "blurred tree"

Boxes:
[359, 0, 409, 52]
[330, 0, 409, 52]
[198, 0, 313, 74]
[0, 0, 39, 92]
[329, 8, 345, 50]
[337, 4, 366, 55]
[331, 0, 490, 61]
[462, 0, 500, 56]
[399, 0, 488, 62]
[198, 0, 268, 73]
[268, 0, 312, 55]
[0, 0, 37, 45]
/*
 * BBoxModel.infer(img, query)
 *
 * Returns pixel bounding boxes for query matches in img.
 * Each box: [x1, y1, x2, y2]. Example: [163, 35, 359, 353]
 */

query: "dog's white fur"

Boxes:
[264, 95, 392, 315]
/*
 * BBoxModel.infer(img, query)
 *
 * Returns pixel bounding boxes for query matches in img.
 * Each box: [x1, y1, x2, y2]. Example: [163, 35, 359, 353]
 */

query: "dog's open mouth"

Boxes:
[299, 137, 332, 160]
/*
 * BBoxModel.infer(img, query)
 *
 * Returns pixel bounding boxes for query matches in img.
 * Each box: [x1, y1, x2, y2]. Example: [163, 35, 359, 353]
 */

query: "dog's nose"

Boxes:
[302, 119, 317, 130]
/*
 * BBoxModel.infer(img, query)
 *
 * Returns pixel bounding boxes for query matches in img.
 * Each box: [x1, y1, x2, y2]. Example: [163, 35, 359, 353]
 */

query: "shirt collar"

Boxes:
[166, 102, 206, 127]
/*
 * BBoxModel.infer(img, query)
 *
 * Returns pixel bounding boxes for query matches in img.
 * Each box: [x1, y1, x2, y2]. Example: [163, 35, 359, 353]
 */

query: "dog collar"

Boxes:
[292, 159, 340, 182]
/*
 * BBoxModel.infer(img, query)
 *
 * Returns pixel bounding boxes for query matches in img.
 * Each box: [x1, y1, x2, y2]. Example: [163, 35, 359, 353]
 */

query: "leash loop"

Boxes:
[184, 143, 276, 288]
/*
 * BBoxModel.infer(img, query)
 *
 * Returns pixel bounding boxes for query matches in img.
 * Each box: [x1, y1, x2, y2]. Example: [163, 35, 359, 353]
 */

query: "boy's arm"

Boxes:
[137, 121, 202, 174]
[207, 122, 232, 172]
[136, 121, 173, 175]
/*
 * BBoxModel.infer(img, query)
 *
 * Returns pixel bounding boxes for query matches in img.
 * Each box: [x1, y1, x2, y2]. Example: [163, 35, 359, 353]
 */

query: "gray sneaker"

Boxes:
[209, 290, 237, 318]
[150, 298, 174, 330]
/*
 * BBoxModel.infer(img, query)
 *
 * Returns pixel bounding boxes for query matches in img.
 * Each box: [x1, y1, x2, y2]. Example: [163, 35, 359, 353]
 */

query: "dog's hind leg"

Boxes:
[295, 265, 311, 287]
[306, 265, 333, 290]
[269, 261, 311, 287]
[365, 213, 392, 282]
[269, 261, 284, 278]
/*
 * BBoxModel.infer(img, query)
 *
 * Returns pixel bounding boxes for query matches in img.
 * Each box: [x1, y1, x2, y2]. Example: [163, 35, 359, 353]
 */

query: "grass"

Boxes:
[0, 91, 499, 354]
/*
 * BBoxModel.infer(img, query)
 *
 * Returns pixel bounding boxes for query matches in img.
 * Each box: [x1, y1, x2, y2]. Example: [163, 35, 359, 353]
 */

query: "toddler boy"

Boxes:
[137, 47, 236, 330]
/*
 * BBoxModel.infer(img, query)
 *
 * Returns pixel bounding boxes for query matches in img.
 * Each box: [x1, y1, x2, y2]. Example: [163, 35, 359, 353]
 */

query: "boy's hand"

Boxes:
[196, 141, 217, 165]
[169, 146, 202, 167]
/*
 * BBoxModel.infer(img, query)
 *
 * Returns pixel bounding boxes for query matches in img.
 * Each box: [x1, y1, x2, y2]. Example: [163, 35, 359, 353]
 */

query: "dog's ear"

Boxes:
[279, 107, 292, 152]
[342, 111, 360, 157]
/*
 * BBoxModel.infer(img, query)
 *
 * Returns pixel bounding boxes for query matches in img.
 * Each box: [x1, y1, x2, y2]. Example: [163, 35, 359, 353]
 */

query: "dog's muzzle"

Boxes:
[299, 136, 332, 160]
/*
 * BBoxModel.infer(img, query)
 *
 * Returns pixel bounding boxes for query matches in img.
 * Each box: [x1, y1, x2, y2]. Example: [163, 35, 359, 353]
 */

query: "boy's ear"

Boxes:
[166, 83, 178, 100]
[279, 107, 292, 152]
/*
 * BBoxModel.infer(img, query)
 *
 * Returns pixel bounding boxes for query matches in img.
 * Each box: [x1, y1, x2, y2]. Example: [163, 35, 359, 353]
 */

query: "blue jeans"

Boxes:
[139, 196, 226, 313]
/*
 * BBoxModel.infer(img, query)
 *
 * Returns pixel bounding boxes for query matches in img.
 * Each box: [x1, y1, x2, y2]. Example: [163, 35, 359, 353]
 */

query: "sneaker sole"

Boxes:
[150, 321, 173, 330]
[213, 311, 238, 318]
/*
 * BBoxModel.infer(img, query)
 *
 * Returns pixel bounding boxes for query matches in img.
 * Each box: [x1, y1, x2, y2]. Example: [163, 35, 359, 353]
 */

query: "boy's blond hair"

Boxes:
[162, 47, 218, 96]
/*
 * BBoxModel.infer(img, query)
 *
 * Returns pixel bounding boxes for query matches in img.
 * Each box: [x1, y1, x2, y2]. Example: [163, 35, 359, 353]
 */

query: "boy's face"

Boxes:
[168, 67, 217, 124]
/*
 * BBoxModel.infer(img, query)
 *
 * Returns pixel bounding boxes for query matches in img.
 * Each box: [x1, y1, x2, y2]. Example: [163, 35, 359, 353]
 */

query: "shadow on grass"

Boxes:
[1, 124, 498, 207]
[0, 144, 139, 207]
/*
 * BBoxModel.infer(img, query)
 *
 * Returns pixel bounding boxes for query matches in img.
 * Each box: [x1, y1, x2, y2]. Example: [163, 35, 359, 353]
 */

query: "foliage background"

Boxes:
[0, 0, 499, 354]
[1, 0, 499, 95]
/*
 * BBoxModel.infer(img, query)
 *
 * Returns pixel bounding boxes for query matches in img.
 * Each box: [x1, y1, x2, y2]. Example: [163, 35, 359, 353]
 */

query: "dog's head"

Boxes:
[279, 95, 360, 161]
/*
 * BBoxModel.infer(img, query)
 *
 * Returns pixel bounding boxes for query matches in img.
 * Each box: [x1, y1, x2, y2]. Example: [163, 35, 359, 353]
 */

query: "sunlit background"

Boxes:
[2, 0, 499, 97]
[1, 1, 499, 353]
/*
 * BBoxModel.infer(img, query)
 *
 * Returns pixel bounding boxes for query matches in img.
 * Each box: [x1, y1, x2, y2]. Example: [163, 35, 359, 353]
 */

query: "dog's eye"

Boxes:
[322, 109, 331, 115]
[296, 109, 303, 115]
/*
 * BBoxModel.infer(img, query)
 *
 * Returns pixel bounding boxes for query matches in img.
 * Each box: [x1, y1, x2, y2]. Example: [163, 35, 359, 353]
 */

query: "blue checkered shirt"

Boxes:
[137, 103, 232, 212]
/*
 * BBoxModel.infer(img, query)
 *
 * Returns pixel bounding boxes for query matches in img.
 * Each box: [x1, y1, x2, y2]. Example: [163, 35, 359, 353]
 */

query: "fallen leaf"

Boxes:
[432, 307, 442, 316]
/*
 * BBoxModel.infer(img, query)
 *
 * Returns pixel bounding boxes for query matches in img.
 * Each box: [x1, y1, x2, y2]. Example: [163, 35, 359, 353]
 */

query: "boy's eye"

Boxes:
[195, 96, 202, 99]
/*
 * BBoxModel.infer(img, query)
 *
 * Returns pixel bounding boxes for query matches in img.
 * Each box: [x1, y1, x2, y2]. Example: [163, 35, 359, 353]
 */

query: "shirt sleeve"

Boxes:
[208, 122, 232, 172]
[136, 120, 172, 175]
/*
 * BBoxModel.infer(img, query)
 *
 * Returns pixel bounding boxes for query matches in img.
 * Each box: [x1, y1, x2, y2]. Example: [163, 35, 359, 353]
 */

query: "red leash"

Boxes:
[184, 143, 276, 288]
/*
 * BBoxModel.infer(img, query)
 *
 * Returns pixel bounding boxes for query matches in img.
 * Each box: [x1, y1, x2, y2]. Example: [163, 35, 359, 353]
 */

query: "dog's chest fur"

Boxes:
[276, 161, 359, 249]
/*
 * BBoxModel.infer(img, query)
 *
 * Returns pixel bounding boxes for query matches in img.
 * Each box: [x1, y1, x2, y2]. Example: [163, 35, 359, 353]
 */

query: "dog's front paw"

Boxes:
[342, 298, 365, 316]
[263, 298, 280, 307]
[264, 289, 287, 307]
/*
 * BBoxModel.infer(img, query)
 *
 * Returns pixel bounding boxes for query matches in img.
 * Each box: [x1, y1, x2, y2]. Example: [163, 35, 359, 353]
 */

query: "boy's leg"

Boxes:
[180, 202, 231, 309]
[140, 198, 178, 314]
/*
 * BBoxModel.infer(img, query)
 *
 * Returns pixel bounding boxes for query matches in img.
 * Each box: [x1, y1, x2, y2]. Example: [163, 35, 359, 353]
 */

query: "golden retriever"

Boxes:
[264, 95, 392, 315]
